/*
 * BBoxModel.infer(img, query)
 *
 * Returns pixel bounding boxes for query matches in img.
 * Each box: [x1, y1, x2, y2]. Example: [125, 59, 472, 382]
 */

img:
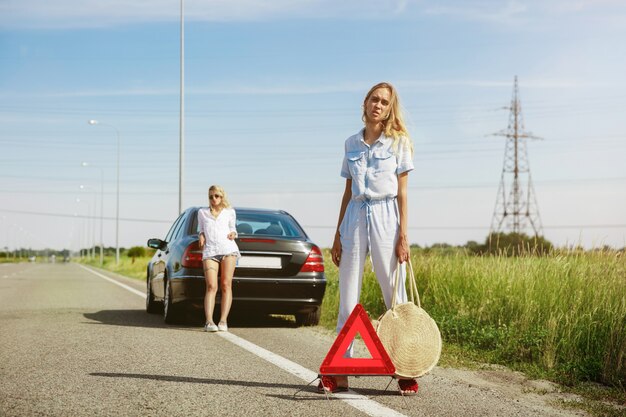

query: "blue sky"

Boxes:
[1, 0, 625, 252]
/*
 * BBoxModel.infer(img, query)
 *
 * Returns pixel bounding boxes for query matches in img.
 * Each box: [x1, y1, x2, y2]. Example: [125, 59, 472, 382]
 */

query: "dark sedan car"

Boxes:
[146, 207, 326, 326]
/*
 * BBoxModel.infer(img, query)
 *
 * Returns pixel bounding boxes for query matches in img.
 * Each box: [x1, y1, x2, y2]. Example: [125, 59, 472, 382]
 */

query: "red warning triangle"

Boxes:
[320, 304, 395, 376]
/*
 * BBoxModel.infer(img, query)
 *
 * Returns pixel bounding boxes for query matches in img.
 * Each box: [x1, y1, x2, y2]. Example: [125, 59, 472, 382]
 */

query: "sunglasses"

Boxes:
[209, 194, 222, 200]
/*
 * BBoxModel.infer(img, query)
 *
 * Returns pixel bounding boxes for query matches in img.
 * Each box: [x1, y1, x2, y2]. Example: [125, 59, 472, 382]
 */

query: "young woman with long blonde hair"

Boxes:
[197, 185, 240, 332]
[321, 82, 418, 395]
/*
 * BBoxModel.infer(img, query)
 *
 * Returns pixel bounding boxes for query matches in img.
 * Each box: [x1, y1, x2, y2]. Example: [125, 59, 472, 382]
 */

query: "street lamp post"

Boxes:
[179, 0, 185, 214]
[88, 119, 120, 265]
[81, 162, 104, 266]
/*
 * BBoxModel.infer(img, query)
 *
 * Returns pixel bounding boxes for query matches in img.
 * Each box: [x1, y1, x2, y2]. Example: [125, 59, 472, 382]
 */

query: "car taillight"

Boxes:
[300, 245, 324, 273]
[182, 243, 203, 268]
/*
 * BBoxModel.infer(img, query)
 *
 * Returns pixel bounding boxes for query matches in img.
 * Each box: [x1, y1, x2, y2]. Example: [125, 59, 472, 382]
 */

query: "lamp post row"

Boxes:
[75, 197, 93, 259]
[81, 163, 104, 266]
[85, 0, 185, 264]
[87, 120, 120, 265]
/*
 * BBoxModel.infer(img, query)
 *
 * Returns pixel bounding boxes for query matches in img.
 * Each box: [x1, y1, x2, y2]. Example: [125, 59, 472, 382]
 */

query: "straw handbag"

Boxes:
[376, 259, 442, 378]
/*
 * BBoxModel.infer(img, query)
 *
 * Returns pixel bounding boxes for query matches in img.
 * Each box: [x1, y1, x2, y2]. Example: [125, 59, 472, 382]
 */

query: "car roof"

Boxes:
[189, 206, 290, 215]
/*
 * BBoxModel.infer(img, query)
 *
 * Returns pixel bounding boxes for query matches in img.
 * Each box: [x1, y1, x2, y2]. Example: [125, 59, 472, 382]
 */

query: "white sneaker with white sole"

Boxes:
[204, 323, 218, 332]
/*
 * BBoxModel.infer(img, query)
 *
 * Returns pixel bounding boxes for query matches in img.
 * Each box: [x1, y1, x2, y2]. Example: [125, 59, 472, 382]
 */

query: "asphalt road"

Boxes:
[0, 263, 586, 417]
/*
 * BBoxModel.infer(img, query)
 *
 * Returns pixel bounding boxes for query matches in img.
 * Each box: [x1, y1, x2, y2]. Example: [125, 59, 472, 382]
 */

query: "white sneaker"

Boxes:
[204, 323, 218, 332]
[217, 322, 228, 332]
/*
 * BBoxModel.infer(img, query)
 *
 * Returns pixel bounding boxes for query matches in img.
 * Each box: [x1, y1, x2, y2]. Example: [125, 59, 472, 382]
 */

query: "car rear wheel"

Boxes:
[146, 277, 163, 314]
[295, 308, 320, 326]
[163, 278, 181, 324]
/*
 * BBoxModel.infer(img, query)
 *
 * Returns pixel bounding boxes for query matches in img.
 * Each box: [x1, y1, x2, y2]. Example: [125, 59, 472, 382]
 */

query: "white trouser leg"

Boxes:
[369, 199, 407, 309]
[337, 200, 368, 335]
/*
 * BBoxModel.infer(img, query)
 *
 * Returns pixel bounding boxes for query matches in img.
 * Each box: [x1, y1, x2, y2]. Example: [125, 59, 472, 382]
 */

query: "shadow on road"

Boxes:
[83, 309, 168, 329]
[228, 311, 298, 329]
[90, 372, 308, 392]
[82, 309, 297, 330]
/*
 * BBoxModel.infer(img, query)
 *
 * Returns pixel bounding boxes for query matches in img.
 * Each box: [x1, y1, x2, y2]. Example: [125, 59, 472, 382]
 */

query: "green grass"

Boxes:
[78, 255, 150, 281]
[0, 256, 28, 263]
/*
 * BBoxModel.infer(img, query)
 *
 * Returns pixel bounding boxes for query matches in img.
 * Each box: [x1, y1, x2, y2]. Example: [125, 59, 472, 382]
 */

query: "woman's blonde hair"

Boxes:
[362, 82, 414, 155]
[208, 185, 231, 209]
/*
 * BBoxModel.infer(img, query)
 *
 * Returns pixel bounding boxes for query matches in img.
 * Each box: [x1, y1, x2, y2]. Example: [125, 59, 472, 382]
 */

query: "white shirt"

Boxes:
[197, 207, 240, 259]
[340, 129, 414, 201]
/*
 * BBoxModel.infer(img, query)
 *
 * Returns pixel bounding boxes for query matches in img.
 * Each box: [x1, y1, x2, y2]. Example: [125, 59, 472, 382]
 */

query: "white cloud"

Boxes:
[0, 0, 415, 29]
[2, 0, 626, 29]
[398, 78, 591, 89]
[424, 1, 528, 23]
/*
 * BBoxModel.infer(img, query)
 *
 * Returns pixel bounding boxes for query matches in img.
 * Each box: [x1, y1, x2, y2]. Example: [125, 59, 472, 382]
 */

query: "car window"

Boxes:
[164, 213, 185, 242]
[171, 211, 190, 241]
[236, 212, 305, 238]
[190, 209, 201, 236]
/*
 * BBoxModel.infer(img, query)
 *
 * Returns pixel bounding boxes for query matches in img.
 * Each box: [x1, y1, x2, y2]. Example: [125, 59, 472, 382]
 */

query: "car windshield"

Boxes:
[190, 209, 306, 238]
[235, 212, 305, 237]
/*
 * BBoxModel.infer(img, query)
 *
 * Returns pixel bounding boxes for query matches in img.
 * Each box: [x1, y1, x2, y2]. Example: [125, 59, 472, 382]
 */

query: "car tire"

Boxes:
[163, 278, 181, 324]
[295, 308, 320, 326]
[146, 277, 163, 314]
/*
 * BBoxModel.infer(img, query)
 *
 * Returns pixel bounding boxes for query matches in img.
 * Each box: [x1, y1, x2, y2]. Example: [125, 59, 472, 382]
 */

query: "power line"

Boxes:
[1, 175, 624, 191]
[0, 209, 169, 224]
[1, 209, 624, 230]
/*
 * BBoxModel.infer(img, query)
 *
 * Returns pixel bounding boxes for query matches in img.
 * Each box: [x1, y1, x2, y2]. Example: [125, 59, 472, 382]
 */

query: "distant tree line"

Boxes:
[5, 233, 623, 261]
[412, 232, 624, 256]
[1, 248, 71, 260]
[1, 246, 157, 261]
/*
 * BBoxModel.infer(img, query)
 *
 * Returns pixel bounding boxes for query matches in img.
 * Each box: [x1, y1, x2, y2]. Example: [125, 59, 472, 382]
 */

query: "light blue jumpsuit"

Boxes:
[337, 129, 414, 353]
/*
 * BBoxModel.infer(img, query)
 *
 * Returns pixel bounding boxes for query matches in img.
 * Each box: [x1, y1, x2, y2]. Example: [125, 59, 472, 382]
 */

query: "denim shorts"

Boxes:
[204, 252, 239, 263]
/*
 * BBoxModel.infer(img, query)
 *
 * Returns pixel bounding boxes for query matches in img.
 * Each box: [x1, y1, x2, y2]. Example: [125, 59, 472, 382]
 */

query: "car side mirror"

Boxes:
[147, 238, 167, 251]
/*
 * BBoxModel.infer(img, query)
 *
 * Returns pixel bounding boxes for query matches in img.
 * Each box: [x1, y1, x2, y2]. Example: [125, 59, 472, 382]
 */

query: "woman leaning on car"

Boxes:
[197, 185, 240, 332]
[320, 82, 418, 396]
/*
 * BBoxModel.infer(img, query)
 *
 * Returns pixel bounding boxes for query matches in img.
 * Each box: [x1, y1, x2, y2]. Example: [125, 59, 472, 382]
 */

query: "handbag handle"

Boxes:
[390, 257, 421, 309]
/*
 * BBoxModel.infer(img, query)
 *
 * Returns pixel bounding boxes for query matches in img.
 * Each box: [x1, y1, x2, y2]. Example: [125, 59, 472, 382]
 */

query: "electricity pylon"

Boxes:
[490, 76, 544, 236]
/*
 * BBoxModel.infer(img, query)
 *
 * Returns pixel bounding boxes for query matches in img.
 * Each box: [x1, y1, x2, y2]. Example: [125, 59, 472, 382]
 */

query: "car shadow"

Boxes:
[82, 309, 169, 329]
[228, 311, 298, 329]
[82, 309, 298, 330]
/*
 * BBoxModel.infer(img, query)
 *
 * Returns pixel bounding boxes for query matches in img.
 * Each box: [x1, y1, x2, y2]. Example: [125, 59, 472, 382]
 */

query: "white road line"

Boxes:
[78, 264, 145, 298]
[218, 332, 407, 417]
[80, 263, 407, 417]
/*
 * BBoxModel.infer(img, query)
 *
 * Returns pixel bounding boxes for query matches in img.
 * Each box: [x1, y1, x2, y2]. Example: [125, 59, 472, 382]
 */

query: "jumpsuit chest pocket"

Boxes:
[371, 149, 396, 173]
[346, 151, 367, 178]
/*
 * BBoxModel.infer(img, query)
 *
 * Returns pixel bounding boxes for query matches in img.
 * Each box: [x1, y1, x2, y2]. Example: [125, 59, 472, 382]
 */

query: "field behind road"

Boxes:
[0, 262, 595, 416]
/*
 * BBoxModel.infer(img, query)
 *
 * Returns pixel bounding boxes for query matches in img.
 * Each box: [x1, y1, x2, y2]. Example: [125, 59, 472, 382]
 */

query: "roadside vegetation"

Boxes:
[74, 241, 625, 414]
[79, 247, 153, 281]
[325, 248, 626, 387]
